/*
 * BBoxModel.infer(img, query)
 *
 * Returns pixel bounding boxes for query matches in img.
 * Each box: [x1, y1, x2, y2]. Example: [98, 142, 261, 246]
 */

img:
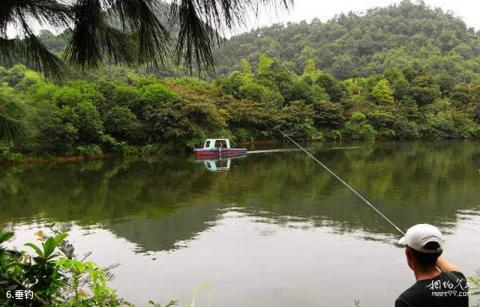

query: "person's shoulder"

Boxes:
[441, 271, 469, 290]
[440, 271, 468, 285]
[396, 280, 431, 307]
[395, 284, 420, 307]
[443, 271, 467, 279]
[395, 294, 410, 307]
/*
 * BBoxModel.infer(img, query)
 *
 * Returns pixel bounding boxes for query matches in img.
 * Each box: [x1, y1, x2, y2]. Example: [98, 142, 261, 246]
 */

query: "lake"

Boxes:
[1, 141, 479, 306]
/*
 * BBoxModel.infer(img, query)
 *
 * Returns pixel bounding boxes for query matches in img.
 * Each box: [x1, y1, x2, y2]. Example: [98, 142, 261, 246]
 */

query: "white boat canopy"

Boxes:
[203, 139, 231, 149]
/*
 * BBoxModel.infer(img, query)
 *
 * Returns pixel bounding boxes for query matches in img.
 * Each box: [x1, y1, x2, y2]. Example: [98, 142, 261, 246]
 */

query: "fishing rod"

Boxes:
[280, 131, 406, 236]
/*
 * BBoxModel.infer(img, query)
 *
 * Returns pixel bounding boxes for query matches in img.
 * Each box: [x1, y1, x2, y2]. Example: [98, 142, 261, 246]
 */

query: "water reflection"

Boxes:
[1, 141, 479, 253]
[195, 156, 246, 172]
[2, 141, 480, 306]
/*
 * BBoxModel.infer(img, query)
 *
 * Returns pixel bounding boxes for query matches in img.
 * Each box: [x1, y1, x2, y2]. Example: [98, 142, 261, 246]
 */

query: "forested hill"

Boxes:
[212, 0, 480, 81]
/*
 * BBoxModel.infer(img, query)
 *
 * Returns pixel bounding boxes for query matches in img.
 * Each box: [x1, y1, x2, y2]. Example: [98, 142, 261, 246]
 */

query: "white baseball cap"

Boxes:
[398, 224, 444, 253]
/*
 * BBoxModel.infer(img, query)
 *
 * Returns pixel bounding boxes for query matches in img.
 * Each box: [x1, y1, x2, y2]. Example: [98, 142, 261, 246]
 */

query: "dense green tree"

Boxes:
[384, 68, 410, 101]
[312, 101, 345, 129]
[473, 104, 480, 123]
[344, 112, 376, 139]
[33, 102, 79, 155]
[0, 94, 24, 142]
[275, 100, 314, 140]
[1, 58, 480, 160]
[370, 79, 395, 105]
[393, 118, 420, 139]
[69, 101, 104, 144]
[409, 72, 440, 106]
[316, 73, 345, 102]
[449, 83, 480, 107]
[367, 111, 396, 137]
[104, 106, 142, 143]
[212, 0, 480, 85]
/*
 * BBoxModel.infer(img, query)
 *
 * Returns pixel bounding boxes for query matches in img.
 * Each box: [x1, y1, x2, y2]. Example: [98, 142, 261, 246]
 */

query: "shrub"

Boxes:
[344, 112, 377, 139]
[69, 101, 104, 144]
[275, 100, 315, 140]
[0, 146, 22, 162]
[393, 119, 420, 139]
[312, 101, 345, 129]
[103, 105, 142, 143]
[33, 103, 79, 155]
[0, 230, 125, 306]
[232, 128, 254, 143]
[474, 104, 480, 124]
[74, 144, 103, 157]
[428, 111, 456, 138]
[367, 110, 396, 137]
[239, 82, 283, 106]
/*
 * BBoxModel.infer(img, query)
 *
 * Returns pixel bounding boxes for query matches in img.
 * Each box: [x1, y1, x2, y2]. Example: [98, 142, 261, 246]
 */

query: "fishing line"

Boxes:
[280, 131, 405, 236]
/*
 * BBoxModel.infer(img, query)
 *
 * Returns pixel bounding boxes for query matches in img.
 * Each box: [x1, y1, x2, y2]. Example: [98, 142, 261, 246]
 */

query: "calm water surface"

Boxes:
[1, 141, 479, 306]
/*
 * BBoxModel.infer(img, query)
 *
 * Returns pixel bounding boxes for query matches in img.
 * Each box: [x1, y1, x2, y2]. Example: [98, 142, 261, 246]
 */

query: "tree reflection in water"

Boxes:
[0, 141, 479, 252]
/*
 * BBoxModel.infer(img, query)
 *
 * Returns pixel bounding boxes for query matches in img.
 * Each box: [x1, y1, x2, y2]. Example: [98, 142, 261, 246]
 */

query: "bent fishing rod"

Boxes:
[280, 131, 405, 236]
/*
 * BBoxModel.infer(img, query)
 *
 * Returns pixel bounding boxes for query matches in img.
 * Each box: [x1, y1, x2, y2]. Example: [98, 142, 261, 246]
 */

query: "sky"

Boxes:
[237, 0, 480, 34]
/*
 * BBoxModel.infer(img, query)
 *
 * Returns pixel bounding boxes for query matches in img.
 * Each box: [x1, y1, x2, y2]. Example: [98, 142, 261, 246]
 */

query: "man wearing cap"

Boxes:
[395, 224, 468, 306]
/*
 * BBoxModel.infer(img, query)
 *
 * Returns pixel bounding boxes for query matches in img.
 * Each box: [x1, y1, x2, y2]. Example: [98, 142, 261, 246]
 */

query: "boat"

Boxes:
[194, 139, 247, 159]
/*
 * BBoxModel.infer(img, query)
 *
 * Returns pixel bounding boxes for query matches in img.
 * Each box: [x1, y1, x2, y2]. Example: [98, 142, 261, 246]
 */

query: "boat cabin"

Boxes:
[203, 139, 231, 149]
[194, 138, 247, 159]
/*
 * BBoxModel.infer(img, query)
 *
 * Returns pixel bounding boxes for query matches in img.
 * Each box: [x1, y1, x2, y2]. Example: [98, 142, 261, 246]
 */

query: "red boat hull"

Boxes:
[194, 148, 247, 158]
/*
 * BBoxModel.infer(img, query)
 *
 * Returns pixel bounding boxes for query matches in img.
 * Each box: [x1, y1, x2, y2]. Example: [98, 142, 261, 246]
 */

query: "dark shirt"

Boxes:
[395, 271, 469, 307]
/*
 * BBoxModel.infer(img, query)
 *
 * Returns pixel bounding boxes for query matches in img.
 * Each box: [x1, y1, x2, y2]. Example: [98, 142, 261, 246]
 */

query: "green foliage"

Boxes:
[275, 101, 315, 140]
[344, 112, 377, 140]
[371, 79, 394, 105]
[473, 104, 480, 123]
[0, 55, 479, 158]
[258, 53, 275, 77]
[366, 111, 396, 137]
[312, 101, 345, 129]
[393, 119, 420, 139]
[213, 1, 480, 86]
[468, 270, 480, 306]
[68, 101, 104, 144]
[0, 86, 26, 142]
[0, 230, 125, 306]
[316, 73, 345, 102]
[0, 146, 22, 162]
[1, 0, 291, 79]
[104, 106, 142, 144]
[33, 102, 79, 155]
[75, 144, 103, 157]
[409, 72, 441, 106]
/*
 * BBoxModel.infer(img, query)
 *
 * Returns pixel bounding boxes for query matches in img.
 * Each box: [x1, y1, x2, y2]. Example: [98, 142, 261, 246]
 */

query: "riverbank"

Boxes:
[1, 63, 479, 163]
[3, 137, 480, 165]
[0, 153, 113, 165]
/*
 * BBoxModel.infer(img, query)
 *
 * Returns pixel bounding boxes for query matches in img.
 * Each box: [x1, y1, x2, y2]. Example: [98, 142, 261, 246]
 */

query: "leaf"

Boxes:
[53, 232, 68, 246]
[0, 111, 25, 142]
[0, 232, 14, 243]
[25, 243, 43, 257]
[42, 237, 56, 259]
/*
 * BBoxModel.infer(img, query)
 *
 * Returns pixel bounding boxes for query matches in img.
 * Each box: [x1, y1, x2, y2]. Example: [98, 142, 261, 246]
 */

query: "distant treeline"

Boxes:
[30, 1, 480, 83]
[0, 57, 479, 160]
[213, 0, 480, 81]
